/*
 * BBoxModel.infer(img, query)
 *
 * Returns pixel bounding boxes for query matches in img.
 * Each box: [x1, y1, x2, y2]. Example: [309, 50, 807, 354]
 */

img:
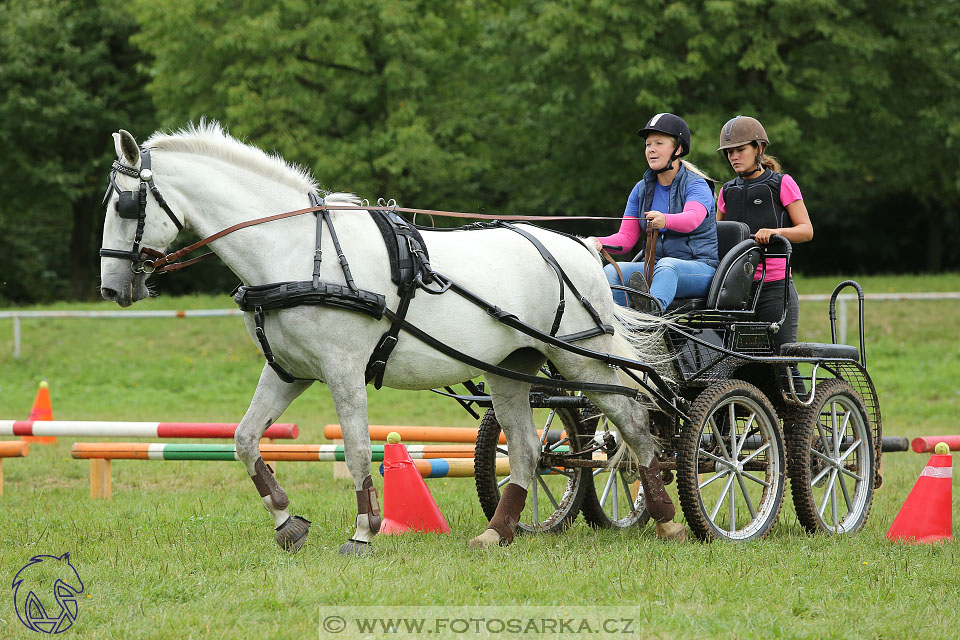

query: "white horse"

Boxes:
[99, 122, 686, 553]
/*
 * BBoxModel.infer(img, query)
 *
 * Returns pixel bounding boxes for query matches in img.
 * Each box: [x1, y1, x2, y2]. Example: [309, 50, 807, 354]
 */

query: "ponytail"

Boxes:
[760, 153, 782, 173]
[681, 159, 715, 183]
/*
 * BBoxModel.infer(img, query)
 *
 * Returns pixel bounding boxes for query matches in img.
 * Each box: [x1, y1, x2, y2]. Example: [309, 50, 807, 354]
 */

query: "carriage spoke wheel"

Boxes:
[677, 380, 785, 541]
[578, 407, 650, 529]
[474, 406, 587, 534]
[786, 379, 874, 535]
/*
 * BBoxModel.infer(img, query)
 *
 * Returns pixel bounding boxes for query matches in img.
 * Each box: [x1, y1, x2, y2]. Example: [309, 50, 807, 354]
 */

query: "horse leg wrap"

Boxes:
[275, 515, 311, 552]
[486, 483, 527, 544]
[637, 456, 676, 523]
[250, 457, 289, 510]
[355, 475, 382, 534]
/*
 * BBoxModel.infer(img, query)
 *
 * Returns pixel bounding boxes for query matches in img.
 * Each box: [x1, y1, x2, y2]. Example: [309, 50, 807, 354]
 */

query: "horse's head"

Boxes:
[99, 129, 184, 306]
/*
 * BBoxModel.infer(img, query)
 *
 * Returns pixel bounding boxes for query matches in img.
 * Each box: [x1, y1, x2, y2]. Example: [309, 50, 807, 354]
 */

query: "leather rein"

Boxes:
[136, 202, 625, 275]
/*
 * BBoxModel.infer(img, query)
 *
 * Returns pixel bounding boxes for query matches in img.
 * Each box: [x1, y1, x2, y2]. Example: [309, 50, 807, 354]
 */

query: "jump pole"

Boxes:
[378, 457, 511, 479]
[323, 424, 564, 445]
[0, 441, 29, 496]
[911, 436, 960, 453]
[1, 420, 298, 439]
[71, 443, 510, 497]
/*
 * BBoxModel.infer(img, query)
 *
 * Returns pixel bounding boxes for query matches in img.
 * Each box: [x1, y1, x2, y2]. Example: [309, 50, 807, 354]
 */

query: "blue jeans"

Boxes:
[604, 258, 716, 309]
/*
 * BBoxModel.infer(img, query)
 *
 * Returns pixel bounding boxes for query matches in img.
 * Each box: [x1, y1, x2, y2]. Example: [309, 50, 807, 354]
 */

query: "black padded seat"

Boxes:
[780, 342, 860, 362]
[667, 221, 759, 312]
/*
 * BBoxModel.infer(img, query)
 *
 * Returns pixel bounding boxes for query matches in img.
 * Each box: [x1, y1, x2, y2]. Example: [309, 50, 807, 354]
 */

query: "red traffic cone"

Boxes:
[887, 445, 953, 544]
[380, 437, 450, 535]
[22, 381, 56, 445]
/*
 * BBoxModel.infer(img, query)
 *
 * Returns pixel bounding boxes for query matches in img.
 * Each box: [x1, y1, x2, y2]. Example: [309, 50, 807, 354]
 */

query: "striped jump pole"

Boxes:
[323, 424, 564, 445]
[70, 443, 491, 461]
[378, 457, 511, 479]
[70, 443, 511, 498]
[0, 441, 29, 496]
[0, 421, 298, 439]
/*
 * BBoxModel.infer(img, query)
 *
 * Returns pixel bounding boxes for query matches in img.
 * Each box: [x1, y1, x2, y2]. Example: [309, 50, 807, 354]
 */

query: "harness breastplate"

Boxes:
[722, 170, 787, 233]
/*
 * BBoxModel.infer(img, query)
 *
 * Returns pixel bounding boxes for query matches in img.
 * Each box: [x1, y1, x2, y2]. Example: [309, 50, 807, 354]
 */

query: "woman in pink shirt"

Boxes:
[716, 115, 813, 356]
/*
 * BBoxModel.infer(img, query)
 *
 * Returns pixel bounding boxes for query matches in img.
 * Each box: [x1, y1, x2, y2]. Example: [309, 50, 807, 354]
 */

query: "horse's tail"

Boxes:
[609, 305, 677, 385]
[602, 305, 677, 473]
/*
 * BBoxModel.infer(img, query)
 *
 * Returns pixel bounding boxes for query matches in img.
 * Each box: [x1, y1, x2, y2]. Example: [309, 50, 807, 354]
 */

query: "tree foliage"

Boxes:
[0, 0, 157, 303]
[1, 0, 958, 303]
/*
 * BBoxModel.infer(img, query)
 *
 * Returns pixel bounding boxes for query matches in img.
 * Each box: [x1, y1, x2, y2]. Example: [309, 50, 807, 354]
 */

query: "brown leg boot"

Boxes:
[250, 457, 289, 509]
[637, 456, 687, 540]
[469, 483, 526, 548]
[338, 475, 381, 556]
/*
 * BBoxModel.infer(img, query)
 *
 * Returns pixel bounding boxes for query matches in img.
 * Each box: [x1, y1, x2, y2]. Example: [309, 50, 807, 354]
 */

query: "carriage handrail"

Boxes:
[830, 280, 866, 367]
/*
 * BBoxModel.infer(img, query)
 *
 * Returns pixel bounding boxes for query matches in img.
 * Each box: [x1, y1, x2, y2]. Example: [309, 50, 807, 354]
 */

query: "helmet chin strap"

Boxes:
[652, 143, 681, 175]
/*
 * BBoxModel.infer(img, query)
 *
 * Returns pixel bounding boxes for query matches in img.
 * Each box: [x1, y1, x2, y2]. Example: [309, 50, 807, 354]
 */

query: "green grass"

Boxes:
[1, 275, 959, 639]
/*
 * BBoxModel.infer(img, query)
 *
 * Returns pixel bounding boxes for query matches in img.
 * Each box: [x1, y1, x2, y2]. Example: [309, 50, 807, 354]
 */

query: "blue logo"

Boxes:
[12, 553, 84, 634]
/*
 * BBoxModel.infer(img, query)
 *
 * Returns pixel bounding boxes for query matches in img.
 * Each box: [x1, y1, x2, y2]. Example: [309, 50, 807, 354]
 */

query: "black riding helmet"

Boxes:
[637, 113, 690, 174]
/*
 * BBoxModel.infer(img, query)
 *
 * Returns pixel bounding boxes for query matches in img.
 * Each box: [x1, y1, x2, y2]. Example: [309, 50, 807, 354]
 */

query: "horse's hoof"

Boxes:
[338, 539, 374, 556]
[468, 528, 504, 549]
[275, 515, 311, 552]
[655, 521, 688, 541]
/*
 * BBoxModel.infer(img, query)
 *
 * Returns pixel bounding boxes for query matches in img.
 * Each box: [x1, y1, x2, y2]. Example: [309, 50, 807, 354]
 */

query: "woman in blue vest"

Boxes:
[592, 113, 718, 313]
[716, 115, 813, 355]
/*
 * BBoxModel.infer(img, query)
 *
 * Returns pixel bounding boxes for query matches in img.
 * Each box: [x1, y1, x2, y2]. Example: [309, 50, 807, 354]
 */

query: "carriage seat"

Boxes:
[662, 221, 761, 313]
[780, 342, 860, 362]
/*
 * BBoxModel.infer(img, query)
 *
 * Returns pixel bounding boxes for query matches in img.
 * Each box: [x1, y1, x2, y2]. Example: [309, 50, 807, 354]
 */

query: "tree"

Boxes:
[129, 0, 495, 212]
[0, 0, 157, 302]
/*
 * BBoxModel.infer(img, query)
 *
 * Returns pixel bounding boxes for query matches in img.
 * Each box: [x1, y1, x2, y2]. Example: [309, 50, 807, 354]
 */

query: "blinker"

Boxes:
[116, 190, 141, 219]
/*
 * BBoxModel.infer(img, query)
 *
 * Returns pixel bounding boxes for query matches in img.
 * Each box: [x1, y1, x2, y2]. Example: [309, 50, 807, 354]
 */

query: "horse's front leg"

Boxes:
[469, 373, 542, 549]
[235, 364, 314, 552]
[328, 373, 382, 556]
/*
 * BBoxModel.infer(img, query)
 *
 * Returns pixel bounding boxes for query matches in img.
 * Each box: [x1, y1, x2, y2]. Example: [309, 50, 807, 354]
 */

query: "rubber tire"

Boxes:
[677, 380, 785, 542]
[578, 406, 651, 529]
[474, 406, 586, 534]
[785, 379, 875, 535]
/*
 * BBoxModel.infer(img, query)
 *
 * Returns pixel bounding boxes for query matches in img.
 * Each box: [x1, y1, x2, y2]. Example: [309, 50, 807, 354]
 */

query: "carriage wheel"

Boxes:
[677, 380, 785, 541]
[577, 407, 650, 529]
[474, 406, 587, 534]
[785, 379, 874, 535]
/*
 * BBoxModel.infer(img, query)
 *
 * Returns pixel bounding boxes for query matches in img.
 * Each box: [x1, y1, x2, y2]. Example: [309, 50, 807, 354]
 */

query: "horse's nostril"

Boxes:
[100, 287, 119, 301]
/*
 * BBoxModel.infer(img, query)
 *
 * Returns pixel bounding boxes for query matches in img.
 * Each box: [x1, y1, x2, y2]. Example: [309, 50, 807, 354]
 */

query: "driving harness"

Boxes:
[100, 152, 684, 416]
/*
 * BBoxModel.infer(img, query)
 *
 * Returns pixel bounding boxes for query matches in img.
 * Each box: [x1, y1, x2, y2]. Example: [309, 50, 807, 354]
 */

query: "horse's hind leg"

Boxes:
[235, 365, 314, 552]
[550, 353, 687, 540]
[469, 362, 544, 549]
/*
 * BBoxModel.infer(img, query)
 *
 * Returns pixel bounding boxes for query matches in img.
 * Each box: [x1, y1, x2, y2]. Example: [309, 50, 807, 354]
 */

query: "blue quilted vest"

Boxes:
[640, 165, 718, 267]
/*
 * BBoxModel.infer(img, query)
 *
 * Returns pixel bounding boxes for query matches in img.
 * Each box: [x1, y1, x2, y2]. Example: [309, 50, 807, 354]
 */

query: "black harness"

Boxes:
[99, 156, 684, 416]
[99, 148, 183, 272]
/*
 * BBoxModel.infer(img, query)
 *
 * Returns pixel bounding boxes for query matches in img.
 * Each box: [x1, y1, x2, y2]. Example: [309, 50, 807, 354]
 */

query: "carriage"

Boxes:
[98, 124, 881, 551]
[439, 223, 882, 542]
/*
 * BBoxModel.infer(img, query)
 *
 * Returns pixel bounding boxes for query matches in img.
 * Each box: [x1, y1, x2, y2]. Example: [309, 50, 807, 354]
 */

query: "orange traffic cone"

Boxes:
[887, 443, 953, 544]
[380, 437, 450, 535]
[22, 380, 56, 445]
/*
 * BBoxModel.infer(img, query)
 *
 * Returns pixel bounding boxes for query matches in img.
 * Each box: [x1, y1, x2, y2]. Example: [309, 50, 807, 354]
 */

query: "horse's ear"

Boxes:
[114, 129, 141, 167]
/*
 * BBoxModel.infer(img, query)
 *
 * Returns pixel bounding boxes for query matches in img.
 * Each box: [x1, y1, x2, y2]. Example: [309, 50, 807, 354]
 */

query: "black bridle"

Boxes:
[99, 147, 183, 273]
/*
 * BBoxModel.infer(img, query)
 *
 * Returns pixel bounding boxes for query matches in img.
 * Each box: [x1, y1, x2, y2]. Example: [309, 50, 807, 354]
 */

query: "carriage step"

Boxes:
[780, 342, 859, 362]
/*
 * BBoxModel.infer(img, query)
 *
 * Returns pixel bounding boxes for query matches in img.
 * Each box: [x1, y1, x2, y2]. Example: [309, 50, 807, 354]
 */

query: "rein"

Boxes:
[146, 204, 624, 274]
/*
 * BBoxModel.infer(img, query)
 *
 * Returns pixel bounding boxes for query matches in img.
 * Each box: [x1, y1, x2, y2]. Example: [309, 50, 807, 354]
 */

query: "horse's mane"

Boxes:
[144, 119, 319, 194]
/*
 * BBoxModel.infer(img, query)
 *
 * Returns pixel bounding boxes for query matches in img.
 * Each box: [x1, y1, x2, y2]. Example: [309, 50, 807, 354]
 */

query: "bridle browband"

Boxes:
[99, 147, 183, 273]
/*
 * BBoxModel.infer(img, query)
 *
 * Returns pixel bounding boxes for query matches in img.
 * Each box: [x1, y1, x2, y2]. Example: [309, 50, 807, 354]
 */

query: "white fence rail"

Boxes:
[3, 293, 960, 358]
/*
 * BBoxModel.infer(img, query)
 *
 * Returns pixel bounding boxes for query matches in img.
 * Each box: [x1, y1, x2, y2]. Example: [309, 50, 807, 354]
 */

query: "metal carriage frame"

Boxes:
[457, 245, 884, 542]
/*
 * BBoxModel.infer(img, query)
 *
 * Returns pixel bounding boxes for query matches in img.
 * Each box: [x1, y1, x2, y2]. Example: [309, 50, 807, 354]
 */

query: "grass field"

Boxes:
[1, 273, 959, 639]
